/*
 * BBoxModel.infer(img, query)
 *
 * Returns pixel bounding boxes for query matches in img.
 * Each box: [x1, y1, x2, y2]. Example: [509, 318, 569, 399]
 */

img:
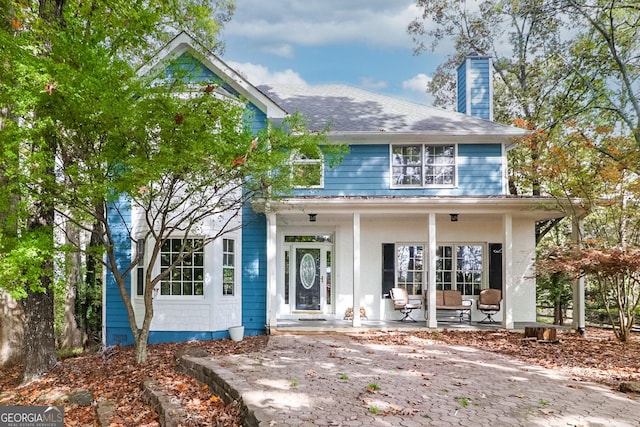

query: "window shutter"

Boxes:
[489, 243, 503, 291]
[382, 244, 395, 297]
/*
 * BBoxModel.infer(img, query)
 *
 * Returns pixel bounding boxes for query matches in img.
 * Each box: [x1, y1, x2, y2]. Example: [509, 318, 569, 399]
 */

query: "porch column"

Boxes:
[352, 212, 362, 327]
[427, 212, 437, 328]
[572, 216, 586, 334]
[502, 213, 514, 329]
[266, 212, 278, 332]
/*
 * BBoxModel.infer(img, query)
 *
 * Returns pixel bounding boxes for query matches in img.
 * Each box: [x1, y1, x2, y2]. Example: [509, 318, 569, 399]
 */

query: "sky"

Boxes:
[220, 0, 445, 105]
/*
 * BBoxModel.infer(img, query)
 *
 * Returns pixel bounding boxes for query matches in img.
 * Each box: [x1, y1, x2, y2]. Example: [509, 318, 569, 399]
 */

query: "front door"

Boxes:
[291, 244, 332, 312]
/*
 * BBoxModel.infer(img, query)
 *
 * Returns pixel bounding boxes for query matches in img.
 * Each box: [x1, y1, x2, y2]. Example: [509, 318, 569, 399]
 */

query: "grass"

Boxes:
[339, 373, 349, 380]
[290, 380, 298, 388]
[456, 396, 478, 408]
[367, 383, 381, 392]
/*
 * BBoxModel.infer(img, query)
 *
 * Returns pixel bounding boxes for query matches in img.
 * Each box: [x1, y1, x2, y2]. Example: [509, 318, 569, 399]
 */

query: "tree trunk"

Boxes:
[553, 301, 564, 326]
[21, 268, 57, 381]
[0, 290, 24, 367]
[18, 0, 67, 382]
[0, 109, 23, 367]
[61, 220, 83, 349]
[81, 219, 103, 347]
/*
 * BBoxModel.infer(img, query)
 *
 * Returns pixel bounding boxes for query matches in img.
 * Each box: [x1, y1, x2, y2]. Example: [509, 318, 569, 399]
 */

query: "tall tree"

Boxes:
[409, 0, 588, 244]
[0, 0, 235, 378]
[409, 1, 640, 339]
[560, 0, 640, 148]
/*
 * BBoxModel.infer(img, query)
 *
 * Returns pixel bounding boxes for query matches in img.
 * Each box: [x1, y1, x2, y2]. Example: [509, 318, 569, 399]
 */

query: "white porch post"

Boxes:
[572, 216, 586, 334]
[266, 212, 278, 332]
[502, 213, 514, 329]
[352, 212, 362, 327]
[427, 212, 437, 328]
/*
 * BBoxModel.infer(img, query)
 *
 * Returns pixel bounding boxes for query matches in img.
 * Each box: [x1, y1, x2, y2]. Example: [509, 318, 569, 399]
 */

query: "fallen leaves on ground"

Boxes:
[0, 336, 268, 426]
[2, 327, 638, 425]
[353, 327, 640, 388]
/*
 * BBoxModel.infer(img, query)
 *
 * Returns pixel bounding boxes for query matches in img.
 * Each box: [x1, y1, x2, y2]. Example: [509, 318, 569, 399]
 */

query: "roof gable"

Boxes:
[138, 32, 286, 122]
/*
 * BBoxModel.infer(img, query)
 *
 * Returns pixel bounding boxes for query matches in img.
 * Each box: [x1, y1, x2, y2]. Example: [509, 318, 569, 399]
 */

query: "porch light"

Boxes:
[450, 214, 459, 222]
[308, 213, 317, 222]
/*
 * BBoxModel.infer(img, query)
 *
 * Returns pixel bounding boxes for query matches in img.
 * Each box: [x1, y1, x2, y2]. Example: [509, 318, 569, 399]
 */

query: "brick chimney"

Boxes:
[456, 53, 493, 121]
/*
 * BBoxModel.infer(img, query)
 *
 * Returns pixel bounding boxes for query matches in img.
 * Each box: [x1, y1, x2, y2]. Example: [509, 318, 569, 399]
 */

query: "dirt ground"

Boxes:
[0, 327, 638, 426]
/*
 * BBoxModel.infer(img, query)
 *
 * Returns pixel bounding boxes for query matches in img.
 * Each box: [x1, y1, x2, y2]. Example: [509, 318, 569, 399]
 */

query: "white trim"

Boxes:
[266, 213, 278, 330]
[326, 130, 526, 144]
[572, 216, 586, 331]
[389, 143, 457, 189]
[137, 31, 287, 121]
[262, 196, 570, 221]
[501, 143, 509, 194]
[427, 213, 437, 328]
[502, 213, 514, 329]
[292, 154, 325, 189]
[352, 213, 361, 327]
[436, 242, 487, 296]
[465, 59, 472, 118]
[488, 57, 494, 121]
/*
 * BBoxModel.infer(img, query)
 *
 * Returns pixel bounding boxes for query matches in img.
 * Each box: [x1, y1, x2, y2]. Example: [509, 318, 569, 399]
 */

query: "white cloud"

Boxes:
[360, 77, 388, 90]
[262, 44, 295, 59]
[224, 0, 420, 51]
[402, 73, 432, 93]
[227, 61, 307, 86]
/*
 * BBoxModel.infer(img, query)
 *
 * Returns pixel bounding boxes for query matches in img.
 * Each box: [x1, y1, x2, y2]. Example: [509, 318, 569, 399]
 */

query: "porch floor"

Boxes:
[273, 318, 568, 333]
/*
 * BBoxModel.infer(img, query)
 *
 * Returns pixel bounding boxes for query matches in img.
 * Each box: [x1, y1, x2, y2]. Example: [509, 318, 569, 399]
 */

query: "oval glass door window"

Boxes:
[299, 253, 316, 289]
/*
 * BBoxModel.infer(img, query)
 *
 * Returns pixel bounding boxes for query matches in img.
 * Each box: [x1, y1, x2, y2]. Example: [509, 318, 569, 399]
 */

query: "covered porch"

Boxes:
[258, 196, 583, 333]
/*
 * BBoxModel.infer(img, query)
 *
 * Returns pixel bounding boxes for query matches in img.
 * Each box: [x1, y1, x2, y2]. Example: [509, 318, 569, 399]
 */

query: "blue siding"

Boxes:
[245, 103, 268, 135]
[104, 196, 135, 346]
[293, 143, 503, 197]
[241, 204, 267, 335]
[105, 52, 270, 346]
[165, 52, 227, 87]
[457, 61, 467, 114]
[457, 56, 492, 120]
[165, 53, 267, 135]
[468, 58, 491, 120]
[457, 144, 502, 195]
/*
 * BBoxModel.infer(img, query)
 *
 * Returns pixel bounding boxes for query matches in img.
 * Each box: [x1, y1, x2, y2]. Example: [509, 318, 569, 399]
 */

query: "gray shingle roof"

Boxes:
[258, 84, 525, 137]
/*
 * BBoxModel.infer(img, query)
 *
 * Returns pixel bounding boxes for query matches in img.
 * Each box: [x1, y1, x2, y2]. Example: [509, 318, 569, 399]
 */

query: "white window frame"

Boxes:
[436, 243, 486, 296]
[158, 237, 205, 298]
[222, 238, 235, 296]
[395, 243, 425, 296]
[390, 143, 457, 188]
[292, 152, 324, 188]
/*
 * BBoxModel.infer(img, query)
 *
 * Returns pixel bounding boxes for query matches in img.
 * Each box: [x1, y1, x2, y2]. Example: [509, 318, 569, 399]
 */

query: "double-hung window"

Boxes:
[292, 151, 324, 188]
[222, 238, 235, 296]
[160, 238, 204, 296]
[395, 244, 424, 295]
[391, 144, 456, 187]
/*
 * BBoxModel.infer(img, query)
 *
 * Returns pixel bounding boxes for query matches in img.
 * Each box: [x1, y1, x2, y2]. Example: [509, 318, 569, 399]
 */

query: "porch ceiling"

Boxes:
[258, 196, 577, 222]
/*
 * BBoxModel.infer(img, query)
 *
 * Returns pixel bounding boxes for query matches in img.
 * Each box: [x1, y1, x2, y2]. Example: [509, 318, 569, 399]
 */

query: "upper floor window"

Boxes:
[160, 238, 204, 296]
[391, 144, 456, 187]
[292, 151, 324, 188]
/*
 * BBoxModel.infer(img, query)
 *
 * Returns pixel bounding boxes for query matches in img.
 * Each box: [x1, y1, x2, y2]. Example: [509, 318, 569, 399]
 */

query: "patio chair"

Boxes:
[477, 289, 502, 323]
[390, 287, 422, 322]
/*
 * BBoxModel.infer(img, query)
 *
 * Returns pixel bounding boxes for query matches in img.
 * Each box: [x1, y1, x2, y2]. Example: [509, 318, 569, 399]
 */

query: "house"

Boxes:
[103, 33, 569, 347]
